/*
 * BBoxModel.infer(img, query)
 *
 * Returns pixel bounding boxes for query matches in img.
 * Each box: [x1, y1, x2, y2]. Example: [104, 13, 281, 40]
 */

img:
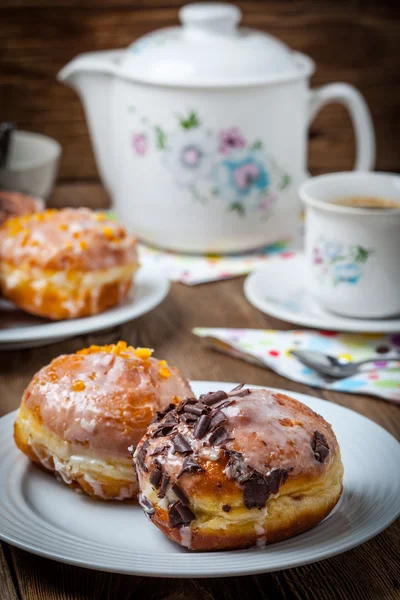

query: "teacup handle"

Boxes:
[308, 83, 375, 171]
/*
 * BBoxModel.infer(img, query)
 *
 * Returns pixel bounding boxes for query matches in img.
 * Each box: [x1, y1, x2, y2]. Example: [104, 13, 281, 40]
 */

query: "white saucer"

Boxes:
[0, 267, 169, 350]
[244, 254, 400, 333]
[0, 381, 399, 577]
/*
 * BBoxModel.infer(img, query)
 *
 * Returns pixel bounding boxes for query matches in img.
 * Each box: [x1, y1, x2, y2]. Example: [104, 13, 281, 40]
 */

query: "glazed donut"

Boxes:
[14, 342, 193, 500]
[134, 386, 343, 550]
[0, 208, 138, 319]
[0, 190, 43, 226]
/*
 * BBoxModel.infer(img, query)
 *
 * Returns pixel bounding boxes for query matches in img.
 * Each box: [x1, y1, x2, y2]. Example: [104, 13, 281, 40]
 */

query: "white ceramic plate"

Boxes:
[0, 267, 169, 350]
[244, 254, 400, 333]
[0, 381, 399, 578]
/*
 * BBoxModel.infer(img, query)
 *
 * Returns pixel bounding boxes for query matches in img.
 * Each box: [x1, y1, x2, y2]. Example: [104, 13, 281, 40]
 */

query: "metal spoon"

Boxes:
[290, 349, 400, 379]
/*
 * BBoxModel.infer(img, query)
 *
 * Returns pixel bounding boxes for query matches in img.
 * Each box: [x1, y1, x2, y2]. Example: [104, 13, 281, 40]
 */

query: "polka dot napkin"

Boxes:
[193, 328, 400, 403]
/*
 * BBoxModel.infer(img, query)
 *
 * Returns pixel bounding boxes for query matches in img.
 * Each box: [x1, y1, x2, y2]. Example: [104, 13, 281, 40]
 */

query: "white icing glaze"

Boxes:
[180, 526, 192, 549]
[0, 208, 138, 271]
[198, 446, 221, 461]
[22, 348, 193, 458]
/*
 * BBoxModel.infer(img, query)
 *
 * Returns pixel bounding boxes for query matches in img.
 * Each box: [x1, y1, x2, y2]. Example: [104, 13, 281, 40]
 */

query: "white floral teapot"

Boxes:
[59, 2, 375, 253]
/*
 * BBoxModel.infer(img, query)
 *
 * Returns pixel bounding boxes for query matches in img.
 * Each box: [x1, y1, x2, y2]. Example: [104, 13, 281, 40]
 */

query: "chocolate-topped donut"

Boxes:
[134, 386, 343, 550]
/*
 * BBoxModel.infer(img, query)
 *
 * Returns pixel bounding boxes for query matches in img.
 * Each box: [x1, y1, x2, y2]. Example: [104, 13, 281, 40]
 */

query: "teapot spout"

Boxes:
[58, 50, 122, 195]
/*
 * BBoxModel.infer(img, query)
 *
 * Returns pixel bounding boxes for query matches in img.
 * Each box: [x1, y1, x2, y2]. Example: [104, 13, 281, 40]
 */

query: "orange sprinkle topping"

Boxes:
[35, 213, 46, 221]
[73, 231, 80, 239]
[59, 224, 68, 231]
[158, 360, 171, 378]
[72, 380, 86, 392]
[7, 220, 23, 236]
[77, 341, 137, 358]
[79, 240, 88, 251]
[135, 347, 153, 360]
[103, 226, 115, 240]
[64, 241, 73, 250]
[31, 239, 39, 247]
[95, 213, 107, 222]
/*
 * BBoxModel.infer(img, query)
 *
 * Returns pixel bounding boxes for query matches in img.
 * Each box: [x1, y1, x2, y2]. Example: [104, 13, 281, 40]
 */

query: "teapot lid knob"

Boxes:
[179, 2, 242, 34]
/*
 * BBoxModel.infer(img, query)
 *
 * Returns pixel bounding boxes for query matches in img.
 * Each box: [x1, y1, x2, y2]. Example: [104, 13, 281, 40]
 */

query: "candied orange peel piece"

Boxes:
[158, 360, 171, 378]
[103, 226, 115, 240]
[72, 380, 86, 392]
[135, 347, 153, 360]
[77, 341, 148, 358]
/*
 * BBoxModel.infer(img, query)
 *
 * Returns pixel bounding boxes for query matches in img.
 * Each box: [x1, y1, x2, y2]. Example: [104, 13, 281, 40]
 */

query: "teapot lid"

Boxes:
[118, 2, 314, 87]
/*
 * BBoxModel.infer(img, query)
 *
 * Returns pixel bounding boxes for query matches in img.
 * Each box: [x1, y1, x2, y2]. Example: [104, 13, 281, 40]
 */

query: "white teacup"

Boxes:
[300, 172, 400, 319]
[0, 130, 61, 200]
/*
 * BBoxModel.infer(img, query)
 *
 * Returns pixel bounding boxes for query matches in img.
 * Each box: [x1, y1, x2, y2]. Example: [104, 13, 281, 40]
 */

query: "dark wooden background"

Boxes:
[1, 0, 400, 187]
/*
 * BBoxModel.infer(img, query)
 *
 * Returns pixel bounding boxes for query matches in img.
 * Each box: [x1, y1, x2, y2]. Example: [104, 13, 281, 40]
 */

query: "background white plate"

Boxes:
[0, 267, 169, 349]
[0, 381, 399, 578]
[244, 255, 400, 333]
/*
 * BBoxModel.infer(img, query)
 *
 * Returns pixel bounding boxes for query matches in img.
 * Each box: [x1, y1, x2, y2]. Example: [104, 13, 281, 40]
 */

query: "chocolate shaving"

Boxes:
[184, 403, 208, 416]
[199, 390, 229, 406]
[242, 468, 292, 509]
[172, 433, 192, 454]
[168, 501, 195, 527]
[181, 413, 198, 424]
[194, 414, 211, 439]
[164, 413, 179, 425]
[209, 410, 227, 430]
[222, 504, 231, 512]
[150, 403, 176, 424]
[242, 471, 271, 509]
[228, 383, 244, 393]
[311, 431, 330, 463]
[172, 483, 190, 506]
[157, 473, 170, 498]
[176, 398, 197, 413]
[149, 465, 162, 489]
[228, 384, 251, 398]
[149, 444, 169, 456]
[135, 439, 150, 473]
[208, 426, 232, 446]
[138, 494, 155, 515]
[224, 449, 291, 509]
[267, 468, 292, 495]
[177, 456, 205, 478]
[152, 423, 176, 438]
[224, 450, 246, 482]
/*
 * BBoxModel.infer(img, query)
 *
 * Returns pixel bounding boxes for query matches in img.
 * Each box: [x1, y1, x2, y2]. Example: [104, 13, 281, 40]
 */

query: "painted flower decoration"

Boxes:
[162, 116, 217, 186]
[325, 242, 343, 261]
[313, 246, 323, 264]
[213, 149, 272, 213]
[132, 133, 147, 156]
[218, 127, 246, 155]
[313, 238, 373, 285]
[334, 262, 362, 284]
[128, 107, 291, 217]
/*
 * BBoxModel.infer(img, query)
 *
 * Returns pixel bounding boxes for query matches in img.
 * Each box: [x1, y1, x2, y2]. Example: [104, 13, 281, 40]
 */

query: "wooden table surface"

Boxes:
[0, 185, 399, 600]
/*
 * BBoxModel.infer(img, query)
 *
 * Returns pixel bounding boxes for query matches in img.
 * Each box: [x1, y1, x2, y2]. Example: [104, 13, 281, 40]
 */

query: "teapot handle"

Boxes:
[308, 83, 375, 171]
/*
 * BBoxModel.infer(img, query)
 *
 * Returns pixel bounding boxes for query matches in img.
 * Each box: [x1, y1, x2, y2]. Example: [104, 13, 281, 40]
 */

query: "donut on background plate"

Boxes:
[134, 386, 343, 551]
[0, 190, 43, 226]
[0, 208, 138, 320]
[14, 342, 193, 501]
